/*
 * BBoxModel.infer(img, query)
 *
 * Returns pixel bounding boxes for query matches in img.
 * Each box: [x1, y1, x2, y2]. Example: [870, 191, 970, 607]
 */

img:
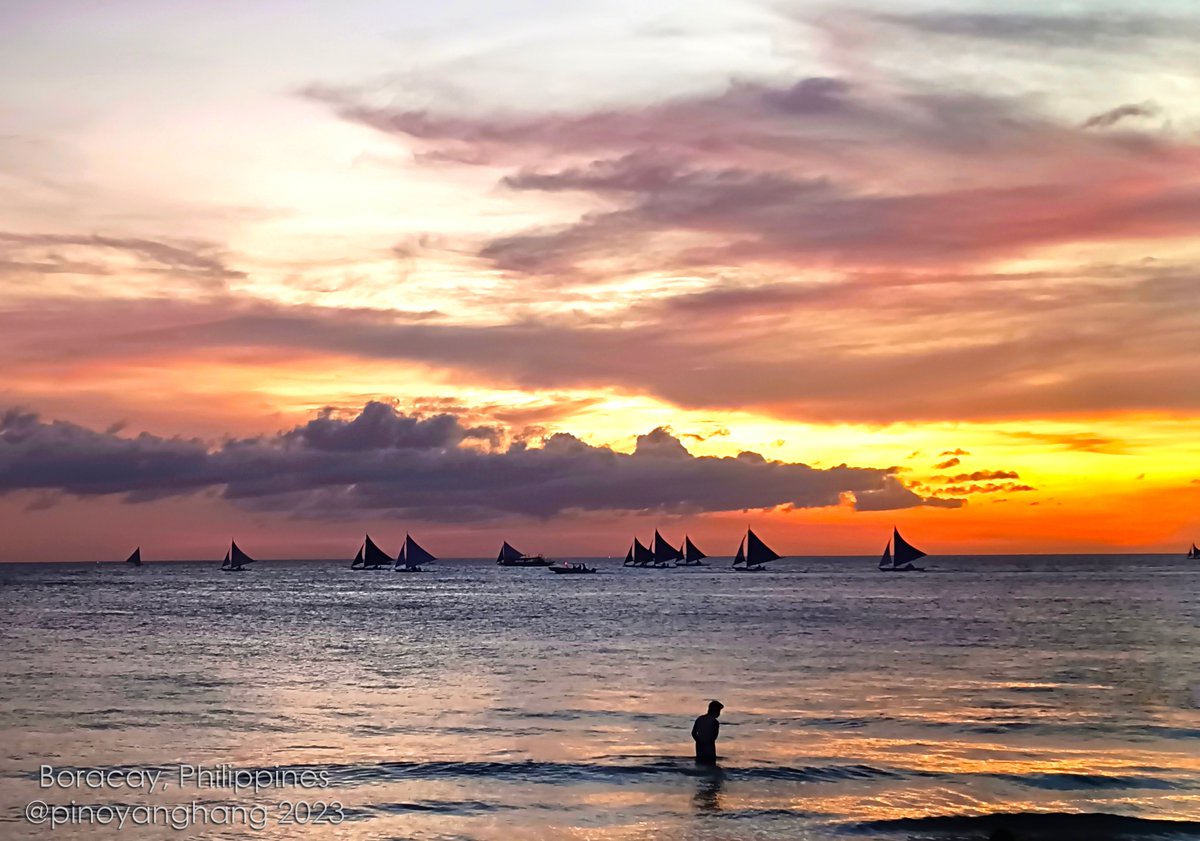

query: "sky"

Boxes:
[1, 0, 1199, 561]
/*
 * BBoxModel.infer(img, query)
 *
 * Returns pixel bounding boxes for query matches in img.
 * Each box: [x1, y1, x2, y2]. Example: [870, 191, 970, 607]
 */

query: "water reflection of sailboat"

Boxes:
[395, 534, 436, 572]
[351, 534, 392, 570]
[1188, 543, 1199, 559]
[879, 527, 926, 572]
[124, 547, 142, 567]
[676, 536, 707, 567]
[496, 541, 552, 567]
[732, 528, 780, 571]
[220, 541, 254, 572]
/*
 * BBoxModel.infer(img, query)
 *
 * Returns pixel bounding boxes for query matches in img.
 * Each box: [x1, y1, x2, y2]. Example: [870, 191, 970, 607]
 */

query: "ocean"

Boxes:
[1, 554, 1198, 840]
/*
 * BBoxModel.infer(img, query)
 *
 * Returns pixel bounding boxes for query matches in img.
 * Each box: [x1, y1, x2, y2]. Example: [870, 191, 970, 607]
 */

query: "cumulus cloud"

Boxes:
[0, 403, 927, 519]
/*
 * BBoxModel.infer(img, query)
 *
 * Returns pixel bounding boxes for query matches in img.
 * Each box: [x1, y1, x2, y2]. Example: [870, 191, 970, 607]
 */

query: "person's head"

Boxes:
[707, 700, 724, 717]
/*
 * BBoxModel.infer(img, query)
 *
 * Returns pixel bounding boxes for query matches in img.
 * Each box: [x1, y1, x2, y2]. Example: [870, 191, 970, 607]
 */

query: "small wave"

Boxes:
[850, 811, 1200, 839]
[28, 759, 901, 788]
[990, 772, 1185, 791]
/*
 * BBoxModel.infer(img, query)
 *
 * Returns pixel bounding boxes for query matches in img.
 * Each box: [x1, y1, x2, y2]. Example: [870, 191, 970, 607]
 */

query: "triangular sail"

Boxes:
[221, 549, 231, 569]
[404, 534, 437, 565]
[394, 543, 406, 567]
[125, 547, 141, 566]
[633, 537, 653, 565]
[683, 536, 707, 563]
[623, 545, 634, 565]
[879, 542, 892, 569]
[652, 530, 678, 565]
[351, 546, 364, 569]
[363, 534, 391, 567]
[732, 538, 746, 566]
[745, 528, 781, 566]
[497, 541, 525, 563]
[230, 541, 255, 566]
[893, 528, 926, 566]
[1190, 543, 1199, 559]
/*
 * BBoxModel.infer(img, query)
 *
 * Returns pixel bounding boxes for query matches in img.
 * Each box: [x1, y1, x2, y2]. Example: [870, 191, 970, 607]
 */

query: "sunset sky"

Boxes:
[2, 0, 1198, 561]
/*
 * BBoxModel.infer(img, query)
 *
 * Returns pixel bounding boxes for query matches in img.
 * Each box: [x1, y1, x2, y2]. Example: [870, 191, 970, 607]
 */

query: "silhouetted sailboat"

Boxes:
[651, 529, 682, 568]
[624, 537, 654, 567]
[220, 541, 254, 572]
[879, 527, 926, 572]
[351, 534, 392, 569]
[125, 547, 142, 567]
[732, 528, 780, 571]
[395, 533, 436, 572]
[1188, 543, 1199, 559]
[677, 536, 707, 567]
[496, 541, 552, 567]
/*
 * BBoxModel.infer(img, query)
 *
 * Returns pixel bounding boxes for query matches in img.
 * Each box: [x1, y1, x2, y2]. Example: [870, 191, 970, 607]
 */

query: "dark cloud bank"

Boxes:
[0, 402, 959, 519]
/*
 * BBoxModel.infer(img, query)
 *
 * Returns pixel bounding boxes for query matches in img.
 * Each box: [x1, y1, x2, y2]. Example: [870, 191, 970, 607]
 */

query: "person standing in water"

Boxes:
[691, 700, 723, 764]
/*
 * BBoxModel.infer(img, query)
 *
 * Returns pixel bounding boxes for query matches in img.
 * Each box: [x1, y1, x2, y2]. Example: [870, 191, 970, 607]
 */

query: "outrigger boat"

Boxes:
[496, 541, 552, 567]
[676, 536, 707, 566]
[220, 541, 254, 572]
[351, 534, 393, 569]
[623, 537, 654, 567]
[879, 527, 926, 572]
[395, 533, 436, 572]
[731, 528, 781, 571]
[651, 530, 681, 568]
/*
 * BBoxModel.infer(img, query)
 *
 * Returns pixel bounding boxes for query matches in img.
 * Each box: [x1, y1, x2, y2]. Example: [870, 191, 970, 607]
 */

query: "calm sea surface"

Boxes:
[2, 555, 1199, 840]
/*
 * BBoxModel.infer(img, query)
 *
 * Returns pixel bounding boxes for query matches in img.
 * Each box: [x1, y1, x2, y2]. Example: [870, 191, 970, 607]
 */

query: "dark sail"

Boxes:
[683, 536, 707, 563]
[363, 534, 391, 568]
[623, 545, 635, 566]
[125, 547, 142, 566]
[1190, 543, 1199, 559]
[220, 549, 231, 569]
[878, 542, 892, 569]
[230, 541, 255, 568]
[893, 528, 926, 566]
[732, 538, 746, 566]
[497, 541, 524, 563]
[633, 537, 653, 566]
[652, 530, 678, 565]
[395, 543, 406, 567]
[745, 528, 781, 566]
[403, 534, 437, 566]
[351, 546, 364, 569]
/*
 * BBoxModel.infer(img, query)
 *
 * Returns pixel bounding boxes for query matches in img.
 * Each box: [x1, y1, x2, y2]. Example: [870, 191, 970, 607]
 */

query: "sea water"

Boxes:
[1, 555, 1198, 840]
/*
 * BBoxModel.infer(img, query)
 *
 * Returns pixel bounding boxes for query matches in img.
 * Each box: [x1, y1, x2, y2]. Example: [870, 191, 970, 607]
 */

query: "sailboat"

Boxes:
[1188, 543, 1199, 559]
[879, 527, 926, 572]
[124, 547, 142, 567]
[676, 536, 707, 567]
[496, 541, 552, 567]
[220, 541, 255, 572]
[395, 533, 436, 572]
[651, 530, 682, 568]
[624, 537, 654, 567]
[731, 528, 781, 571]
[351, 534, 393, 569]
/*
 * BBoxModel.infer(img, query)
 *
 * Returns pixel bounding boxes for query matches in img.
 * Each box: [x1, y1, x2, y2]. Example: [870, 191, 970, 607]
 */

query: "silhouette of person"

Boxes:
[692, 700, 723, 764]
